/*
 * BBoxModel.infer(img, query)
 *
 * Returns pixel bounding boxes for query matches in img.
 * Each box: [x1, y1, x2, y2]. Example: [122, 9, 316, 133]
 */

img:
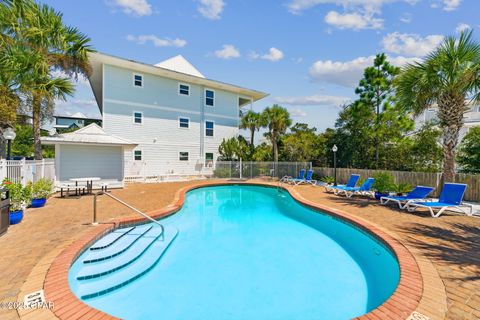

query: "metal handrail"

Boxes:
[93, 192, 165, 241]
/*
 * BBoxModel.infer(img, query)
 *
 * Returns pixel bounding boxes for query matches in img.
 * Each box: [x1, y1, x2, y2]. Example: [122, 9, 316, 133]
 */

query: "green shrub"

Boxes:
[320, 176, 335, 184]
[30, 178, 54, 199]
[2, 179, 31, 211]
[372, 172, 395, 194]
[392, 182, 412, 195]
[213, 168, 231, 178]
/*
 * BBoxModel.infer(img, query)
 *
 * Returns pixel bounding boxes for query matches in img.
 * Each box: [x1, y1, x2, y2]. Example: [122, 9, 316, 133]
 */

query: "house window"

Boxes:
[133, 111, 143, 124]
[179, 84, 190, 96]
[134, 150, 142, 161]
[133, 74, 143, 87]
[205, 152, 214, 166]
[179, 117, 189, 129]
[205, 89, 215, 107]
[179, 152, 189, 161]
[205, 121, 214, 137]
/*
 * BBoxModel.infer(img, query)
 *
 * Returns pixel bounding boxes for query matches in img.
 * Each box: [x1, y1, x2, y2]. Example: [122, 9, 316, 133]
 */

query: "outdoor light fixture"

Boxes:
[332, 144, 338, 186]
[3, 127, 16, 160]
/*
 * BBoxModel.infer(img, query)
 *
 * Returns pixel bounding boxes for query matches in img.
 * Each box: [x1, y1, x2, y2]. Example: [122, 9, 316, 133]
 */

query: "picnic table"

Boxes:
[69, 177, 101, 195]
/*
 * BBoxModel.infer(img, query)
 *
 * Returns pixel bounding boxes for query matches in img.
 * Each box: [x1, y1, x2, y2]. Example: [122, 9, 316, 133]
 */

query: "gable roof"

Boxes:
[71, 112, 87, 119]
[155, 55, 205, 78]
[88, 52, 268, 114]
[41, 123, 136, 146]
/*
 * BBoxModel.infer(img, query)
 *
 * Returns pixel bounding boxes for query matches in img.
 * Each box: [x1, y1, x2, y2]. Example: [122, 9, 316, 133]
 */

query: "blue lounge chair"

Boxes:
[294, 169, 317, 185]
[280, 169, 305, 184]
[380, 186, 435, 209]
[407, 183, 473, 218]
[337, 177, 375, 198]
[324, 174, 360, 193]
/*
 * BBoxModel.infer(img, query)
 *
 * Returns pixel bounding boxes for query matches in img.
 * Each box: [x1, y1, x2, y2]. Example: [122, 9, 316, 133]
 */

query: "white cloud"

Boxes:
[198, 0, 225, 20]
[274, 94, 350, 107]
[126, 34, 187, 48]
[112, 0, 152, 16]
[399, 13, 412, 23]
[290, 108, 307, 117]
[455, 23, 470, 33]
[309, 55, 419, 87]
[287, 0, 418, 30]
[214, 44, 240, 59]
[443, 0, 461, 11]
[51, 70, 90, 87]
[382, 32, 444, 57]
[324, 11, 383, 30]
[250, 47, 284, 62]
[288, 0, 386, 15]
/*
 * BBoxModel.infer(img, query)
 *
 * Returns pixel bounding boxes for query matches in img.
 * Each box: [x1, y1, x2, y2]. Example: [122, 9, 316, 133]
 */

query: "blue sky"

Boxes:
[43, 0, 479, 132]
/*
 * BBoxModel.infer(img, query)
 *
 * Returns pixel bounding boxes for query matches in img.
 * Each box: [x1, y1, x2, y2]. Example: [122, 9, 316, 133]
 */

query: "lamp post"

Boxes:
[3, 127, 16, 160]
[332, 144, 338, 186]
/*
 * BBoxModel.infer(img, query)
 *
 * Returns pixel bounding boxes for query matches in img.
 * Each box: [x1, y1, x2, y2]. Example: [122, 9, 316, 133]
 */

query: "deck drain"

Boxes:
[22, 289, 53, 309]
[407, 311, 430, 320]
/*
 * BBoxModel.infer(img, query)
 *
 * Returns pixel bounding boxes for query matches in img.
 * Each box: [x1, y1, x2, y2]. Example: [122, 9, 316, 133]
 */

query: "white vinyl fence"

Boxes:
[0, 159, 55, 185]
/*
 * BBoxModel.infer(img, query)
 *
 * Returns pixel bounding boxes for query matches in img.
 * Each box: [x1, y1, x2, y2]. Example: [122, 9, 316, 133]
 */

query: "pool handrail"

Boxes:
[100, 192, 165, 240]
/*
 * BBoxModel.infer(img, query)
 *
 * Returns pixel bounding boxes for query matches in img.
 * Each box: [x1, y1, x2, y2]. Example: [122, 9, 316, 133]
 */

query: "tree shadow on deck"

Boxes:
[398, 222, 480, 280]
[325, 194, 388, 209]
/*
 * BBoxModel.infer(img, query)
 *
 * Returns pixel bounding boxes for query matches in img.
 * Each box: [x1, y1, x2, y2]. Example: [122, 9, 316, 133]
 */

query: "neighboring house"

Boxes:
[415, 102, 480, 141]
[43, 52, 267, 183]
[53, 112, 102, 133]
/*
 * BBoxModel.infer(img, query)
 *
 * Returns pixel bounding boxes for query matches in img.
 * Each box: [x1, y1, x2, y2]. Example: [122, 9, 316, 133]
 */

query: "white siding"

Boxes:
[102, 63, 241, 176]
[114, 111, 237, 176]
[58, 145, 123, 181]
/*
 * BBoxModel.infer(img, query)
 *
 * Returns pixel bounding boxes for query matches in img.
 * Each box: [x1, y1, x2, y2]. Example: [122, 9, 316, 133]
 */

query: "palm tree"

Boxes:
[240, 110, 264, 148]
[262, 105, 292, 162]
[0, 74, 20, 159]
[396, 31, 480, 183]
[0, 0, 94, 159]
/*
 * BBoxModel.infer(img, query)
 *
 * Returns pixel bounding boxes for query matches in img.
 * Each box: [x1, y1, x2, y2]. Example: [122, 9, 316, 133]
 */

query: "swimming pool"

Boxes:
[69, 185, 400, 319]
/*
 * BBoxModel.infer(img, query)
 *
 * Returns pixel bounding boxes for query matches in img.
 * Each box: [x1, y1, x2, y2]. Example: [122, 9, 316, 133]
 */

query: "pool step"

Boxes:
[77, 226, 162, 280]
[89, 226, 135, 251]
[83, 225, 153, 264]
[76, 225, 178, 300]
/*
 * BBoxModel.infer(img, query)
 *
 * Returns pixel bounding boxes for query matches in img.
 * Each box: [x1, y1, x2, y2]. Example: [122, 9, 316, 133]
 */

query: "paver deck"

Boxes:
[0, 180, 479, 319]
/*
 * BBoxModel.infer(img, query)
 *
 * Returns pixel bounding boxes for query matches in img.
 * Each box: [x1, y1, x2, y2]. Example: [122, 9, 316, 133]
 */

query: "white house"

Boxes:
[43, 52, 268, 183]
[415, 102, 480, 141]
[51, 112, 102, 133]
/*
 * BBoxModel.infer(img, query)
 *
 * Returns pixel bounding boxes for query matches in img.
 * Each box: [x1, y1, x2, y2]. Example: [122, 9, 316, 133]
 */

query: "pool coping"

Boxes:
[42, 181, 423, 320]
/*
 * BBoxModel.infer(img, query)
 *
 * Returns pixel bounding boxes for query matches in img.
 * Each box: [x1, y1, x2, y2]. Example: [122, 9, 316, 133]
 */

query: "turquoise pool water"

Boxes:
[69, 185, 400, 319]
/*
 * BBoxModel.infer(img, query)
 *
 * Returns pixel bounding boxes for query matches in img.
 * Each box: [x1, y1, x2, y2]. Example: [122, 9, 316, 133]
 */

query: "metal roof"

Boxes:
[155, 55, 205, 78]
[41, 124, 137, 146]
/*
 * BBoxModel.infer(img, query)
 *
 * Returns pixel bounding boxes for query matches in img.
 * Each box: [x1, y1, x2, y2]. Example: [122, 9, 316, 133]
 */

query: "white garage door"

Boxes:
[59, 145, 123, 181]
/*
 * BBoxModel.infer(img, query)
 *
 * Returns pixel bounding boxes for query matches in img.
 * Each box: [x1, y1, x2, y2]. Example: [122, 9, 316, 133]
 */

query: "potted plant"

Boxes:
[372, 172, 395, 200]
[2, 179, 30, 225]
[392, 183, 412, 196]
[29, 178, 54, 208]
[320, 176, 335, 185]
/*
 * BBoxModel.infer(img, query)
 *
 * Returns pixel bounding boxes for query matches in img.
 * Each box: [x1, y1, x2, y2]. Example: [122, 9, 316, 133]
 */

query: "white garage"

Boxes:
[42, 124, 136, 186]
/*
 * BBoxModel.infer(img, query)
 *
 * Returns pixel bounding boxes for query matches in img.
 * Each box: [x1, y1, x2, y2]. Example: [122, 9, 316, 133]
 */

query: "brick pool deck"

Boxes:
[0, 180, 479, 319]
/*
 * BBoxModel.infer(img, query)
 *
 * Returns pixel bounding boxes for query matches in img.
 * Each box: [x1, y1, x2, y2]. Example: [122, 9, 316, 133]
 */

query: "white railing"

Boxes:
[0, 159, 55, 185]
[123, 160, 312, 183]
[124, 160, 214, 183]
